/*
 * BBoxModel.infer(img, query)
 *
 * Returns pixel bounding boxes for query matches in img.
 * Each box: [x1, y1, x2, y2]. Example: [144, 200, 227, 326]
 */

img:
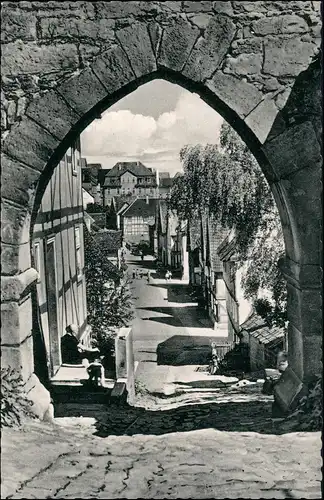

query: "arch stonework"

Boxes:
[1, 1, 322, 417]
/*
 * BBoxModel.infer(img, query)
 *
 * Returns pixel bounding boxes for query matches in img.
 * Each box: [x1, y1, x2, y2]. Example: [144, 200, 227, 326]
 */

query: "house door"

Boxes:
[45, 238, 60, 376]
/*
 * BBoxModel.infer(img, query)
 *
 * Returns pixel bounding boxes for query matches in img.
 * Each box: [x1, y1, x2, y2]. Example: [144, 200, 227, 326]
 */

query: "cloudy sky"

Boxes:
[81, 79, 224, 175]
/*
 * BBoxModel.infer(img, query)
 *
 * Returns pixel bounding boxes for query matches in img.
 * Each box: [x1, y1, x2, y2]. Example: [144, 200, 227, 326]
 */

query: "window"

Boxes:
[71, 147, 78, 176]
[33, 242, 41, 283]
[74, 226, 82, 281]
[150, 188, 153, 193]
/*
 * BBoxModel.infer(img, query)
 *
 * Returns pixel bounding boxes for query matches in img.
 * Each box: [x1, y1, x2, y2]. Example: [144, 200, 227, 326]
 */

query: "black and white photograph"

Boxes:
[1, 1, 322, 498]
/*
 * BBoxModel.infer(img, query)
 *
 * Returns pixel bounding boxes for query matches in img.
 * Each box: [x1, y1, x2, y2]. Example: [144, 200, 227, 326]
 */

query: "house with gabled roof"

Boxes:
[121, 197, 158, 247]
[103, 161, 159, 205]
[81, 159, 102, 204]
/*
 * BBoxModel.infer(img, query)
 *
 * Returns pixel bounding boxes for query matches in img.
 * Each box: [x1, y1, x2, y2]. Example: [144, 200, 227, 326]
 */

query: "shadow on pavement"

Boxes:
[55, 399, 298, 437]
[156, 335, 219, 365]
[142, 316, 183, 327]
[148, 283, 192, 302]
[138, 306, 209, 329]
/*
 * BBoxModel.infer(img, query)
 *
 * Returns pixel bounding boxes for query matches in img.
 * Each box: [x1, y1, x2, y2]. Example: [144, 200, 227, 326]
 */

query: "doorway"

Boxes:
[45, 237, 60, 376]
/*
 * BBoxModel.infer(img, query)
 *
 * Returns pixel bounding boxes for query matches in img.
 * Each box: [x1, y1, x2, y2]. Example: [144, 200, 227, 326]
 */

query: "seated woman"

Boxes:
[61, 324, 100, 365]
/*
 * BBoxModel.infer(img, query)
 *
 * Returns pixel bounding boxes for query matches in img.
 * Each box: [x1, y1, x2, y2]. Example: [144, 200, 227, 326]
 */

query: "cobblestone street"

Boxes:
[2, 420, 321, 499]
[2, 256, 321, 499]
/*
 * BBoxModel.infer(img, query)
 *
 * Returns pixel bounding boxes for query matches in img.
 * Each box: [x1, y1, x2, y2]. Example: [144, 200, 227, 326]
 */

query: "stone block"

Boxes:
[1, 40, 79, 77]
[183, 16, 236, 81]
[279, 257, 322, 289]
[39, 16, 115, 43]
[56, 67, 107, 116]
[224, 52, 262, 77]
[212, 1, 234, 15]
[273, 365, 304, 413]
[1, 297, 33, 346]
[252, 14, 309, 36]
[91, 45, 135, 95]
[1, 268, 38, 302]
[116, 23, 157, 78]
[95, 1, 155, 18]
[147, 22, 163, 57]
[262, 121, 322, 179]
[158, 16, 200, 72]
[25, 90, 79, 140]
[182, 1, 213, 11]
[189, 13, 212, 30]
[287, 322, 304, 379]
[1, 242, 31, 275]
[263, 36, 318, 77]
[1, 153, 39, 208]
[25, 374, 52, 420]
[1, 335, 34, 383]
[1, 8, 37, 43]
[206, 71, 263, 118]
[232, 1, 267, 13]
[245, 96, 279, 144]
[266, 112, 287, 143]
[280, 164, 322, 264]
[287, 283, 322, 337]
[1, 116, 59, 172]
[302, 336, 322, 380]
[1, 202, 30, 246]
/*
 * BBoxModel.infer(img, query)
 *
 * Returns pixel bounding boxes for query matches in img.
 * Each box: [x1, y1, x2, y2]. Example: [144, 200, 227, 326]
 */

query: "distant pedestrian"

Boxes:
[135, 269, 139, 279]
[147, 270, 151, 283]
[209, 353, 219, 375]
[132, 270, 136, 279]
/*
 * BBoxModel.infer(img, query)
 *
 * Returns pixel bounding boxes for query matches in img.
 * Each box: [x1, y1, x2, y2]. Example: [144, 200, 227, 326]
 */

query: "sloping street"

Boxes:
[129, 254, 227, 398]
[3, 254, 319, 499]
[2, 420, 321, 499]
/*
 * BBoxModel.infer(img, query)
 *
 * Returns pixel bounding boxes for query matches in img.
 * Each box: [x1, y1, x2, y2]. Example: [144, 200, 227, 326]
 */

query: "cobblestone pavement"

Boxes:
[2, 420, 321, 499]
[2, 257, 321, 499]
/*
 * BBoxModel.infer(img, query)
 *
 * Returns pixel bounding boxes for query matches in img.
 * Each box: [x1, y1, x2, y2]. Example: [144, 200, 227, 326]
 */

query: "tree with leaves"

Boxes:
[169, 122, 286, 327]
[83, 226, 134, 368]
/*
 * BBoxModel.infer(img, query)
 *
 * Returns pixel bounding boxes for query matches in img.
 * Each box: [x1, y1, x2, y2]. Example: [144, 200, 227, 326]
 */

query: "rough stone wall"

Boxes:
[1, 1, 321, 140]
[0, 1, 322, 416]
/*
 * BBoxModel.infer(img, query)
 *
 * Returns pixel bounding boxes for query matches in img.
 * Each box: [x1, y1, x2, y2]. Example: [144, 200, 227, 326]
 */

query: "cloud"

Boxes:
[81, 110, 157, 156]
[157, 111, 177, 129]
[81, 87, 223, 174]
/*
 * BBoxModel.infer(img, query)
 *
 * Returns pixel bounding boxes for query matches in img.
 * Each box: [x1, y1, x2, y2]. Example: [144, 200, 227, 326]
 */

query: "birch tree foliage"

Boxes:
[169, 122, 287, 327]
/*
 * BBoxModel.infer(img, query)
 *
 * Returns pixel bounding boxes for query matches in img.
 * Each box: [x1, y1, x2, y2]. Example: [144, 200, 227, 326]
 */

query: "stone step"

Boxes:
[50, 383, 113, 405]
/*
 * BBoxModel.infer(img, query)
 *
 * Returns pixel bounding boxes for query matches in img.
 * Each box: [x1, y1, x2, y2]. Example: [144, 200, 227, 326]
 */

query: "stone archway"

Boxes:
[1, 1, 322, 417]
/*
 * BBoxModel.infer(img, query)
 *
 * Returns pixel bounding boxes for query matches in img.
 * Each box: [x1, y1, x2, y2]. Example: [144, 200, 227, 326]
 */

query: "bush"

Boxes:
[1, 367, 36, 427]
